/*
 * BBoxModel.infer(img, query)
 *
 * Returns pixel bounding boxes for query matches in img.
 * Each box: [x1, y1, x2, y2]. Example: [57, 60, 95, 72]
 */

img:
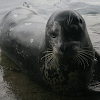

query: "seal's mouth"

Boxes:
[42, 45, 94, 69]
[53, 43, 79, 61]
[41, 47, 78, 69]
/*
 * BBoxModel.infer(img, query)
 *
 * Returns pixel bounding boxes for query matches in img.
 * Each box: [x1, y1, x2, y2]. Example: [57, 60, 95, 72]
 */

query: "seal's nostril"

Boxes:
[60, 46, 63, 52]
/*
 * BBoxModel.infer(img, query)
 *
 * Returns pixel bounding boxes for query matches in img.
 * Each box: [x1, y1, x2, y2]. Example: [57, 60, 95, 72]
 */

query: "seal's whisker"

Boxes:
[45, 57, 53, 67]
[45, 55, 52, 61]
[77, 57, 83, 65]
[69, 18, 73, 25]
[78, 52, 94, 61]
[41, 53, 53, 60]
[67, 13, 73, 26]
[75, 53, 83, 65]
[49, 57, 54, 65]
[43, 51, 53, 53]
[47, 48, 52, 51]
[45, 53, 54, 60]
[78, 51, 94, 57]
[67, 13, 71, 26]
[52, 54, 59, 67]
[78, 54, 86, 68]
[50, 56, 58, 68]
[41, 55, 51, 61]
[44, 53, 59, 69]
[42, 54, 52, 59]
[46, 56, 53, 64]
[67, 17, 70, 26]
[44, 53, 53, 56]
[80, 50, 94, 53]
[64, 14, 73, 29]
[83, 57, 89, 67]
[49, 41, 53, 46]
[79, 54, 89, 67]
[74, 51, 91, 68]
[74, 54, 83, 65]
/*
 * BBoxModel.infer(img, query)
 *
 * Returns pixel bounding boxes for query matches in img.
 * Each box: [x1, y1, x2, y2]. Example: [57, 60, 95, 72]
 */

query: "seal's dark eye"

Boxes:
[50, 33, 57, 38]
[79, 19, 82, 24]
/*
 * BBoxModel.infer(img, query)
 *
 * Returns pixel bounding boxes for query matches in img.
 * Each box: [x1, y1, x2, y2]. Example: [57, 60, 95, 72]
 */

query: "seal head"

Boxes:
[46, 10, 94, 65]
[43, 10, 95, 94]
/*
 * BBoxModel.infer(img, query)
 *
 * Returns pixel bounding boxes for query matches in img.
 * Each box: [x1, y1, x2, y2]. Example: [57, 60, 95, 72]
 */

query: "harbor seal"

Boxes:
[0, 7, 98, 96]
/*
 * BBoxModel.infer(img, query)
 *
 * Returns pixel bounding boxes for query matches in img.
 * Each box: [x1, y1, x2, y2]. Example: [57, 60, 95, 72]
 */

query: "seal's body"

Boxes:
[0, 7, 95, 95]
[0, 7, 47, 87]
